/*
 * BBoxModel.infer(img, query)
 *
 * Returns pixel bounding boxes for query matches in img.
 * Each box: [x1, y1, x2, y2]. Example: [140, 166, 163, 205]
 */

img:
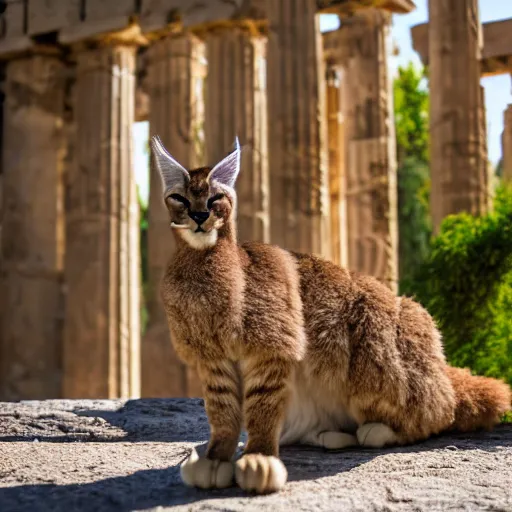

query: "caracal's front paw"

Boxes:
[356, 423, 398, 448]
[180, 448, 234, 489]
[235, 453, 287, 494]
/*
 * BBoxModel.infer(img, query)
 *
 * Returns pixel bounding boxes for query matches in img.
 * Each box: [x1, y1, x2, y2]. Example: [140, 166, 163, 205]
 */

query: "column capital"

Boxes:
[194, 19, 267, 38]
[0, 43, 62, 62]
[68, 23, 148, 52]
[323, 10, 391, 70]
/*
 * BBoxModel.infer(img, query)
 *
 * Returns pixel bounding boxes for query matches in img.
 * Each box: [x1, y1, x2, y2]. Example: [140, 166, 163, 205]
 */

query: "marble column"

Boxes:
[0, 51, 66, 400]
[339, 10, 398, 292]
[204, 27, 269, 244]
[143, 33, 204, 398]
[428, 0, 488, 232]
[63, 42, 140, 399]
[325, 66, 347, 267]
[265, 0, 330, 258]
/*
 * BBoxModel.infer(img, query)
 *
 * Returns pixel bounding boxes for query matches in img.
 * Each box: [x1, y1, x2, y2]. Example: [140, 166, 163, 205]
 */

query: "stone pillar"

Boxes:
[0, 51, 66, 400]
[503, 104, 512, 183]
[265, 0, 330, 258]
[325, 66, 347, 267]
[63, 41, 141, 399]
[204, 27, 269, 244]
[143, 33, 204, 398]
[428, 0, 488, 232]
[339, 11, 398, 292]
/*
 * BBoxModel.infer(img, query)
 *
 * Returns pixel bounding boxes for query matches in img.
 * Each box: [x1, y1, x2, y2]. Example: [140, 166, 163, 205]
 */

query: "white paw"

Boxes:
[356, 423, 398, 448]
[235, 453, 287, 494]
[319, 431, 358, 450]
[180, 448, 234, 489]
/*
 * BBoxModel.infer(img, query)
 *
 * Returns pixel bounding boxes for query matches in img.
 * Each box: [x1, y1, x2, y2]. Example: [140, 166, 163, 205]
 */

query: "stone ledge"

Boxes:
[0, 399, 511, 511]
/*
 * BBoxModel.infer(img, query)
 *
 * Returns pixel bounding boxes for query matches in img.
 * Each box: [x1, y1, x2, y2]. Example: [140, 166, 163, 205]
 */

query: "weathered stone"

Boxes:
[140, 0, 266, 34]
[266, 0, 330, 258]
[63, 44, 140, 399]
[428, 0, 488, 232]
[204, 27, 269, 244]
[503, 104, 512, 183]
[0, 398, 511, 511]
[143, 33, 205, 398]
[0, 52, 66, 400]
[328, 10, 398, 291]
[27, 0, 81, 36]
[412, 17, 512, 78]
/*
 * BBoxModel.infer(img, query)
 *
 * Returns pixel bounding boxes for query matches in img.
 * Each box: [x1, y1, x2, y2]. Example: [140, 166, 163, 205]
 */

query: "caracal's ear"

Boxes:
[208, 137, 241, 190]
[150, 135, 190, 195]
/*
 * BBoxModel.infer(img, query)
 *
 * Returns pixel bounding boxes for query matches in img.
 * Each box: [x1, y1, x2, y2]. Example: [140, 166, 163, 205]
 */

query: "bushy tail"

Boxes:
[446, 366, 511, 432]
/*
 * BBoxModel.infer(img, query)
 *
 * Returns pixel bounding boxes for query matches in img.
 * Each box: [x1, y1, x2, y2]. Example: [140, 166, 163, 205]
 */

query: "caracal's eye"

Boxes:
[207, 193, 225, 210]
[168, 193, 190, 208]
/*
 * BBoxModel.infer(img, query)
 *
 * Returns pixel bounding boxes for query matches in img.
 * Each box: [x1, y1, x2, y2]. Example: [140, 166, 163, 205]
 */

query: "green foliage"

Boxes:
[393, 63, 429, 165]
[397, 157, 432, 295]
[139, 193, 149, 334]
[410, 186, 512, 386]
[393, 63, 432, 293]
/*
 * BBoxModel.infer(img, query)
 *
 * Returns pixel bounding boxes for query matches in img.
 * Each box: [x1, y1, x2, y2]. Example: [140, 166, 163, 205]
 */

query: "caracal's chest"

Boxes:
[161, 253, 245, 355]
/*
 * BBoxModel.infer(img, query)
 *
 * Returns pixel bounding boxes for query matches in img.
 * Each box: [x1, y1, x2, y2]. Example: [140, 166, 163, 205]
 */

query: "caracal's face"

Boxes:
[164, 167, 234, 249]
[151, 135, 241, 250]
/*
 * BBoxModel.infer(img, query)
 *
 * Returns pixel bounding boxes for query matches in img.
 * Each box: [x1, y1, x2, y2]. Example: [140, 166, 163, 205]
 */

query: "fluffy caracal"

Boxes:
[151, 136, 511, 494]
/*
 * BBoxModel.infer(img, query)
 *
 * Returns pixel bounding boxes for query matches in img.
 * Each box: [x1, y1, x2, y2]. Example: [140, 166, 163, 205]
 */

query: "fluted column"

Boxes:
[204, 27, 269, 244]
[428, 0, 488, 231]
[63, 42, 141, 399]
[265, 0, 330, 258]
[503, 104, 512, 183]
[143, 33, 205, 398]
[0, 51, 65, 400]
[325, 66, 347, 267]
[335, 11, 398, 292]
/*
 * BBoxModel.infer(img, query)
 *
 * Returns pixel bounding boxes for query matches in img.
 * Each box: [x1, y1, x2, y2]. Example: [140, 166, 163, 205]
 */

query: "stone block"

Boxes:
[27, 0, 81, 36]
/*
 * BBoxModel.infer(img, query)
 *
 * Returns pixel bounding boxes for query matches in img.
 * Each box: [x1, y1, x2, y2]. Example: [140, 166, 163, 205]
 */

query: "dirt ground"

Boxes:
[0, 399, 511, 511]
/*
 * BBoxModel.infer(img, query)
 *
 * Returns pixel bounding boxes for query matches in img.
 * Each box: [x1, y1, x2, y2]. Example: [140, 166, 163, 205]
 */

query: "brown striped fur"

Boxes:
[157, 152, 511, 495]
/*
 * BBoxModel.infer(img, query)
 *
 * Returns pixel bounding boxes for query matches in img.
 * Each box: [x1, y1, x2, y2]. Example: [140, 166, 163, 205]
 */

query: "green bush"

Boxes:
[409, 186, 512, 386]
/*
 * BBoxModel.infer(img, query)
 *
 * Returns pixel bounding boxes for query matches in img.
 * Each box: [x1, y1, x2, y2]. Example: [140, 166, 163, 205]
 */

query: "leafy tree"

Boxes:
[393, 63, 429, 165]
[397, 158, 431, 295]
[393, 63, 432, 293]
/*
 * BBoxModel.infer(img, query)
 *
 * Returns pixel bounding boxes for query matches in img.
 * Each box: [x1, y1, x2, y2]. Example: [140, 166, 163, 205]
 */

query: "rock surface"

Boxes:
[0, 399, 511, 511]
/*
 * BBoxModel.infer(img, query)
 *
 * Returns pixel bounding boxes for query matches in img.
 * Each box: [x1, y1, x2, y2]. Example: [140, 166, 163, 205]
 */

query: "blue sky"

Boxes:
[134, 1, 512, 204]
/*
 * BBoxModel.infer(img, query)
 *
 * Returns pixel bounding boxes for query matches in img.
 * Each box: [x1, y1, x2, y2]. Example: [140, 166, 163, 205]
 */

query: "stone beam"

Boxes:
[428, 0, 489, 232]
[0, 0, 413, 58]
[411, 18, 512, 77]
[63, 36, 141, 399]
[266, 0, 330, 258]
[0, 50, 66, 400]
[204, 27, 269, 244]
[142, 33, 205, 398]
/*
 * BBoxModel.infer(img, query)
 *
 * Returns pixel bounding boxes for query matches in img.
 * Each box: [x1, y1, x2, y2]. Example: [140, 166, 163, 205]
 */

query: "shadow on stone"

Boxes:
[1, 399, 511, 512]
[0, 399, 210, 443]
[0, 445, 378, 512]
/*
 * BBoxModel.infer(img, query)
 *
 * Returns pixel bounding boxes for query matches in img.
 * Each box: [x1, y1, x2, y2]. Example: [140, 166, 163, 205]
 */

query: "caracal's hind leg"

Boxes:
[300, 430, 358, 450]
[356, 423, 399, 448]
